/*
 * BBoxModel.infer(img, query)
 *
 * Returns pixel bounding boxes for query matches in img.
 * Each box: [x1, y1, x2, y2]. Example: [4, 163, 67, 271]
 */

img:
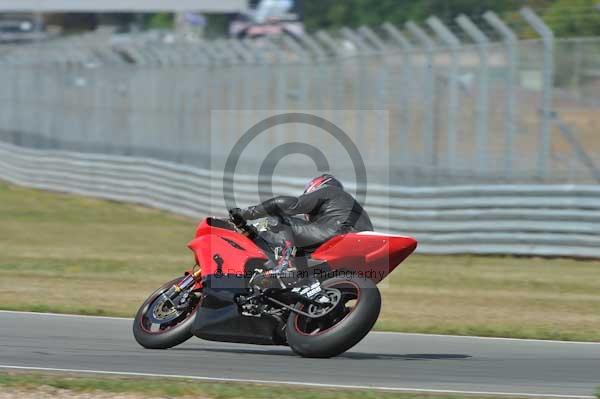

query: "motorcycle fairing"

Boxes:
[191, 303, 282, 346]
[188, 218, 268, 278]
[191, 274, 282, 346]
[311, 232, 417, 283]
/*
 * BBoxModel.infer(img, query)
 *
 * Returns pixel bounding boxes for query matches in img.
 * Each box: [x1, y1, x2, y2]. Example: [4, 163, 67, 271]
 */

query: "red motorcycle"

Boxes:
[133, 216, 417, 358]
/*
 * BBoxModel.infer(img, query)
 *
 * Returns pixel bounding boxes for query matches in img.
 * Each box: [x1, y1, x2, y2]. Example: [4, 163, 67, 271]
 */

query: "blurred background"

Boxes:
[1, 0, 600, 257]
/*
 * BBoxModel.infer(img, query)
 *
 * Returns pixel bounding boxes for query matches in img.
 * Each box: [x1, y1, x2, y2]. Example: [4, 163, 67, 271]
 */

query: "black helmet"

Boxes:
[303, 174, 343, 194]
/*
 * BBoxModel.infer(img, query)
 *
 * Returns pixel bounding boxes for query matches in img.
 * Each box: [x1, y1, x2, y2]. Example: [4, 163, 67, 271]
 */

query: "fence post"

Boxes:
[246, 38, 271, 103]
[521, 7, 554, 180]
[216, 40, 240, 154]
[282, 35, 310, 142]
[427, 16, 462, 175]
[270, 38, 289, 133]
[298, 34, 333, 156]
[456, 14, 491, 173]
[282, 34, 310, 109]
[341, 27, 373, 153]
[316, 30, 345, 114]
[406, 21, 436, 172]
[483, 11, 520, 179]
[247, 38, 273, 149]
[229, 40, 254, 158]
[186, 43, 211, 165]
[359, 25, 389, 165]
[358, 25, 388, 105]
[297, 33, 328, 111]
[358, 25, 388, 95]
[201, 41, 226, 159]
[383, 22, 415, 174]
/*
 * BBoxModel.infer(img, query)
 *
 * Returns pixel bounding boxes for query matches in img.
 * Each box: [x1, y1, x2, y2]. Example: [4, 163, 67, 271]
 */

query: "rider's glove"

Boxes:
[228, 208, 246, 228]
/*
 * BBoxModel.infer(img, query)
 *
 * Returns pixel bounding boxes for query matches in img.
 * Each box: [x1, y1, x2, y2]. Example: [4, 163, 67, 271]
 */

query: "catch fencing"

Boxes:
[0, 8, 599, 185]
[1, 140, 599, 258]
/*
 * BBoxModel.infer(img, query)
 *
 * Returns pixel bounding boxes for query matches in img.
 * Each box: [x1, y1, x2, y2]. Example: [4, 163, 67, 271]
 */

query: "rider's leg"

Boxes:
[251, 218, 337, 291]
[273, 220, 339, 302]
[257, 218, 295, 266]
[288, 219, 338, 250]
[269, 217, 337, 274]
[264, 220, 298, 277]
[249, 219, 298, 289]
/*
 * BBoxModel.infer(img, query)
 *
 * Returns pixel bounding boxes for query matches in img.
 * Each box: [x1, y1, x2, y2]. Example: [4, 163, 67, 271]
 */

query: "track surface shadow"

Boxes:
[172, 347, 471, 360]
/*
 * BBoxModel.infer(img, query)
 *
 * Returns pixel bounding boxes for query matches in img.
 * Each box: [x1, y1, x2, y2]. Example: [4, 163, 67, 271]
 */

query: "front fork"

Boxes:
[166, 267, 202, 302]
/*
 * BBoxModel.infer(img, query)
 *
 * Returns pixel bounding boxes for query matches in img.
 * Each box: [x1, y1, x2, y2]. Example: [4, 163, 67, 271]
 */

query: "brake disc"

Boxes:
[149, 293, 181, 324]
[306, 288, 342, 318]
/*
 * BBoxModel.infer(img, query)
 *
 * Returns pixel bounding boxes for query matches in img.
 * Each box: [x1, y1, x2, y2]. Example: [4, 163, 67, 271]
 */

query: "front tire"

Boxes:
[133, 277, 200, 349]
[286, 276, 381, 358]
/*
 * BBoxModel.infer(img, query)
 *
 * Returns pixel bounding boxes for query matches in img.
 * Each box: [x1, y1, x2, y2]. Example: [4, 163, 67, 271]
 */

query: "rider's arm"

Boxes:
[241, 191, 323, 220]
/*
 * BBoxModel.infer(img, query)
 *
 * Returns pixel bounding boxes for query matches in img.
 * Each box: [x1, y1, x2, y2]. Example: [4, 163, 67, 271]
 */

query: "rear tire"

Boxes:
[286, 276, 381, 358]
[133, 278, 200, 349]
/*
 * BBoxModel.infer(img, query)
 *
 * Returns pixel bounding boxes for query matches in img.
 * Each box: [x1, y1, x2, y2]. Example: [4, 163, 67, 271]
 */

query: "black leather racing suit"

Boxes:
[241, 185, 373, 250]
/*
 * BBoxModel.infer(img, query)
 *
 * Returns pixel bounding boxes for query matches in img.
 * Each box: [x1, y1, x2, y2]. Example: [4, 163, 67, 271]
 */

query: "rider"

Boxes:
[229, 174, 373, 290]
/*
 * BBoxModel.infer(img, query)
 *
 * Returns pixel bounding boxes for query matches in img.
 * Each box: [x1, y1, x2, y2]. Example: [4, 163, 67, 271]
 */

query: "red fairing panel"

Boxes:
[187, 219, 268, 277]
[311, 232, 417, 283]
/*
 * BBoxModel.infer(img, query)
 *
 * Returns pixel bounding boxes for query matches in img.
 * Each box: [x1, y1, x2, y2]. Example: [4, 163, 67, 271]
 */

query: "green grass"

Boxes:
[1, 181, 600, 341]
[0, 372, 524, 399]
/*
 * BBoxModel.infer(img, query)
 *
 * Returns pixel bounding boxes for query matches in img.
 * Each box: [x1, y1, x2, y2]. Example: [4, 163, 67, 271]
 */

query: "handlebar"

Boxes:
[227, 212, 278, 258]
[228, 210, 258, 238]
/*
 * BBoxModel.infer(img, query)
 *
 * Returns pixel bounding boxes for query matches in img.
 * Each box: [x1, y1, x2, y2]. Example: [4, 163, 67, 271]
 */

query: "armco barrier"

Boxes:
[0, 141, 599, 258]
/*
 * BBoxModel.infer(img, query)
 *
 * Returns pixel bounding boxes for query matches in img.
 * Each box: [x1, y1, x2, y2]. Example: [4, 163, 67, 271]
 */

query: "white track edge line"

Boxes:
[0, 365, 593, 399]
[1, 310, 599, 345]
[0, 310, 129, 321]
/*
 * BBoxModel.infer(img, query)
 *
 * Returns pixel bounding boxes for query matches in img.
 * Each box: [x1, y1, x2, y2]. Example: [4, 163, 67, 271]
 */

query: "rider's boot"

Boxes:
[249, 242, 328, 304]
[250, 240, 301, 290]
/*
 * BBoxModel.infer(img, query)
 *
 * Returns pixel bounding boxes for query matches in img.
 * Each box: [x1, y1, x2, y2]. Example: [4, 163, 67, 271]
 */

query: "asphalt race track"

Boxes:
[1, 311, 599, 398]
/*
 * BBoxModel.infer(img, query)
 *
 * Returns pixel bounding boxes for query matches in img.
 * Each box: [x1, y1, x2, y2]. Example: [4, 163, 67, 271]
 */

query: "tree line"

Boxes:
[43, 0, 600, 38]
[301, 0, 600, 37]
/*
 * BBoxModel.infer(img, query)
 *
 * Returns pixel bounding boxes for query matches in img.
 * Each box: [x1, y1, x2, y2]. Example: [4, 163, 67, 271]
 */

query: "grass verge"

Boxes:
[0, 372, 522, 399]
[1, 182, 600, 341]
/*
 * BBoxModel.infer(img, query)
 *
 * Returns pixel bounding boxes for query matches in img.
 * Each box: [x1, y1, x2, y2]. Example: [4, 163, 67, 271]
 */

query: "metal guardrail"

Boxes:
[1, 141, 598, 258]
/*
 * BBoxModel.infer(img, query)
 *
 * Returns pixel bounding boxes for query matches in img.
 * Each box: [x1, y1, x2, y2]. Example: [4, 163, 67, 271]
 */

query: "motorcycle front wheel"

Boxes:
[133, 277, 201, 349]
[286, 276, 381, 358]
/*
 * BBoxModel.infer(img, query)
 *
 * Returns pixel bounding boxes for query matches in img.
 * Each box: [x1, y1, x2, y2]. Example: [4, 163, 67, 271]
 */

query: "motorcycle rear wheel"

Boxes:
[286, 276, 381, 358]
[133, 277, 201, 349]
